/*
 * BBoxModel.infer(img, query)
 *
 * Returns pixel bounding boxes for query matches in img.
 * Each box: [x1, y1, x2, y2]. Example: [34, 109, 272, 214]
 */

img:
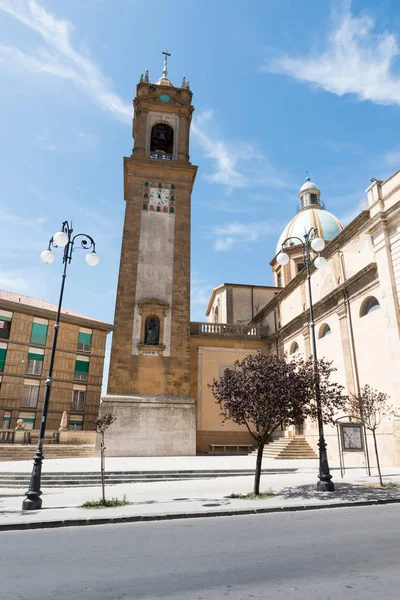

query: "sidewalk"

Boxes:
[1, 457, 399, 531]
[0, 455, 315, 473]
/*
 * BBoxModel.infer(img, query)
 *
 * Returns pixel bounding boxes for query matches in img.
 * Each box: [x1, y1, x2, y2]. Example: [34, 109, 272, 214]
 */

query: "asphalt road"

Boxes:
[2, 506, 400, 599]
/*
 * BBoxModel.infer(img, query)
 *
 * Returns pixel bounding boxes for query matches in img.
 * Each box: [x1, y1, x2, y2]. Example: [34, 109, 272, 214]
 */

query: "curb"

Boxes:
[2, 497, 400, 532]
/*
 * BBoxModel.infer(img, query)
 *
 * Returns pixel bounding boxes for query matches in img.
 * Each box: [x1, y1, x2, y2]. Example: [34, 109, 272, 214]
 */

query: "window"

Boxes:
[297, 263, 305, 273]
[0, 312, 12, 340]
[26, 348, 44, 375]
[18, 412, 35, 430]
[150, 123, 174, 159]
[319, 324, 332, 339]
[78, 329, 92, 352]
[0, 343, 7, 371]
[277, 271, 282, 287]
[2, 410, 11, 429]
[21, 382, 39, 408]
[290, 341, 299, 354]
[74, 356, 89, 381]
[360, 296, 380, 317]
[310, 193, 318, 205]
[30, 321, 48, 345]
[69, 415, 83, 431]
[72, 388, 86, 411]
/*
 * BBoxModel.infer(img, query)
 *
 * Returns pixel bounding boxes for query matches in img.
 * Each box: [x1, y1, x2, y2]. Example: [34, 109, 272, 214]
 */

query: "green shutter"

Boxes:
[0, 348, 7, 371]
[75, 359, 89, 373]
[28, 352, 44, 361]
[0, 316, 12, 322]
[30, 323, 48, 345]
[78, 332, 92, 346]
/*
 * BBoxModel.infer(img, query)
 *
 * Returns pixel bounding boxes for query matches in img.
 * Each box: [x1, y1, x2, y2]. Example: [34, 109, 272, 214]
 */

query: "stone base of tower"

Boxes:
[98, 394, 196, 456]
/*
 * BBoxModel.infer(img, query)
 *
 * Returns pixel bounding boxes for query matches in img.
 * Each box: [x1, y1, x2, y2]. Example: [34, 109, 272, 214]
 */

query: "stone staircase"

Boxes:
[0, 444, 96, 461]
[254, 436, 318, 460]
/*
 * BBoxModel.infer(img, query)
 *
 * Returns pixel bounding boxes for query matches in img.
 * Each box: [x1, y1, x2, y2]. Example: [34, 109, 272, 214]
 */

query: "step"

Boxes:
[251, 436, 318, 460]
[0, 468, 298, 488]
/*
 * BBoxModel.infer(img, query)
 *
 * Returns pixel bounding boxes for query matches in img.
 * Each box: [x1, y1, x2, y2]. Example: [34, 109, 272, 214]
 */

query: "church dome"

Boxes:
[275, 177, 343, 254]
[276, 208, 343, 254]
[300, 179, 319, 192]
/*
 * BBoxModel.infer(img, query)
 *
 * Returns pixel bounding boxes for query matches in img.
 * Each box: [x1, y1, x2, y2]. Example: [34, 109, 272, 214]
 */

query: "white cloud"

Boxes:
[215, 237, 235, 251]
[35, 126, 100, 152]
[383, 149, 400, 167]
[0, 0, 131, 121]
[211, 220, 277, 251]
[192, 112, 292, 193]
[0, 273, 29, 292]
[266, 6, 400, 107]
[0, 207, 36, 227]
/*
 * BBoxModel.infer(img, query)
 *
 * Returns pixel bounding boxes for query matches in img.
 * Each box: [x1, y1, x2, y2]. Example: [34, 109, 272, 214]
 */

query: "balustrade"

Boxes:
[191, 322, 266, 338]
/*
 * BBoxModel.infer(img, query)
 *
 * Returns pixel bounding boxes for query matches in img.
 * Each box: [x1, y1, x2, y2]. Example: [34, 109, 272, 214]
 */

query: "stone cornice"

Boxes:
[365, 198, 400, 235]
[254, 210, 371, 325]
[267, 262, 378, 342]
[0, 299, 113, 332]
[137, 298, 169, 316]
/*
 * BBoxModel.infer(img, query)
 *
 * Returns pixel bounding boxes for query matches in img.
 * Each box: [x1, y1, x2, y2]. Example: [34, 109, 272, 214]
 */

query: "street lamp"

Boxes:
[277, 227, 334, 492]
[22, 221, 99, 510]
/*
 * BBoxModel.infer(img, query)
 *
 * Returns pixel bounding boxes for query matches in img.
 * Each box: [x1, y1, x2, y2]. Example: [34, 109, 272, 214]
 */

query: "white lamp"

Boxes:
[314, 256, 328, 270]
[40, 249, 55, 264]
[276, 251, 290, 266]
[53, 231, 69, 247]
[86, 252, 100, 267]
[311, 237, 325, 252]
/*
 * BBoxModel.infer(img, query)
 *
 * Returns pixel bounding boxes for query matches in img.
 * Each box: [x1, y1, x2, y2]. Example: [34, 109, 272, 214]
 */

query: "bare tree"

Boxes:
[95, 413, 116, 503]
[349, 385, 394, 486]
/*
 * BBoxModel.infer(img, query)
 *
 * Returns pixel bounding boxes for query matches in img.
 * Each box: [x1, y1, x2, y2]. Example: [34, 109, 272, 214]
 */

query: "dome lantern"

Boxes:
[299, 177, 321, 210]
[275, 177, 343, 256]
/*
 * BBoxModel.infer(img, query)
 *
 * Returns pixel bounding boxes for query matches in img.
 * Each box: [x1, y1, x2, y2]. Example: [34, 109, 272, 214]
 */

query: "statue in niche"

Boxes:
[145, 316, 160, 345]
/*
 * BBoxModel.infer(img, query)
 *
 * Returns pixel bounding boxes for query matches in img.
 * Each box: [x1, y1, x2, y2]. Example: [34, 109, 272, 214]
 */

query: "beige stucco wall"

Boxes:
[280, 285, 303, 327]
[190, 335, 269, 452]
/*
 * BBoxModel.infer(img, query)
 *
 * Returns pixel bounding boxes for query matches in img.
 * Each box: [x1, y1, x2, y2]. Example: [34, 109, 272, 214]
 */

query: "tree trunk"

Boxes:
[100, 432, 106, 502]
[372, 429, 383, 486]
[254, 438, 265, 495]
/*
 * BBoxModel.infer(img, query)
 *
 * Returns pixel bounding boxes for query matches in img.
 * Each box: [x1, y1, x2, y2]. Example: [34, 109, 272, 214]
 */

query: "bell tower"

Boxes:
[102, 53, 197, 456]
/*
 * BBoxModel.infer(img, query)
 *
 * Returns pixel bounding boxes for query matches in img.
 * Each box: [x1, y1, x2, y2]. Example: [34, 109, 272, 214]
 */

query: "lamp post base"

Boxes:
[22, 493, 43, 510]
[22, 450, 43, 510]
[317, 479, 335, 492]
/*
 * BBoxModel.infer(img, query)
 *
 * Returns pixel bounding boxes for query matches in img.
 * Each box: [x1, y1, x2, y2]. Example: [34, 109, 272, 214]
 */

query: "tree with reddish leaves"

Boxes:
[210, 353, 346, 495]
[349, 385, 394, 486]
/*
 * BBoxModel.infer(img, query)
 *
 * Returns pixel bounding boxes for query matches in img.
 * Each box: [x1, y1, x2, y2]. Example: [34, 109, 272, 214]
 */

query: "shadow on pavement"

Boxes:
[278, 482, 400, 502]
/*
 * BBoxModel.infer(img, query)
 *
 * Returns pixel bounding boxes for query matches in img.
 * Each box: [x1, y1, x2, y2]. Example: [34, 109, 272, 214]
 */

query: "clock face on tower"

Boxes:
[142, 182, 176, 214]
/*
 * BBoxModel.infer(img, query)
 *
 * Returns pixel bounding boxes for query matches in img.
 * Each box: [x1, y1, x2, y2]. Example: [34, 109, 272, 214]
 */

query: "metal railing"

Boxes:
[149, 152, 172, 160]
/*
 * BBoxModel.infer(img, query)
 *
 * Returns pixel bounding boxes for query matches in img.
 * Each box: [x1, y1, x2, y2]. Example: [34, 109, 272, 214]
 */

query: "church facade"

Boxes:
[102, 61, 400, 466]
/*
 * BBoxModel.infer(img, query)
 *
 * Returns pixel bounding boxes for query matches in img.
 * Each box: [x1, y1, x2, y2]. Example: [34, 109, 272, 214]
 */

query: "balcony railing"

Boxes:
[149, 152, 172, 160]
[190, 322, 268, 339]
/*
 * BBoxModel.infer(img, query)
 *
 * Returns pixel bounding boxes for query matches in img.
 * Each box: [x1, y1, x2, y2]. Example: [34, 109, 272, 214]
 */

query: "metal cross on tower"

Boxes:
[162, 48, 171, 78]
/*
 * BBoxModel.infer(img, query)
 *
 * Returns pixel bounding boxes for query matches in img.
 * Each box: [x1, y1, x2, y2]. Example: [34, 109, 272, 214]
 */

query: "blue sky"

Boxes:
[1, 0, 400, 328]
